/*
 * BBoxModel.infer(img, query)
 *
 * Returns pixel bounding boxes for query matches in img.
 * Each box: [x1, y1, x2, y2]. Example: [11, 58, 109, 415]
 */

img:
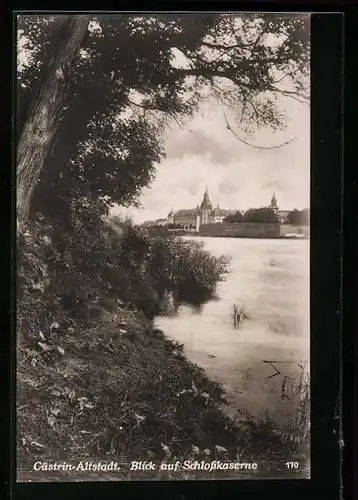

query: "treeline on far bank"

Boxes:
[224, 208, 310, 225]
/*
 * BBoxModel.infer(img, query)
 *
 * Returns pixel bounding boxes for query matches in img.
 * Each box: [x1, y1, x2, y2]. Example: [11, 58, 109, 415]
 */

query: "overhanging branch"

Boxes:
[223, 111, 297, 150]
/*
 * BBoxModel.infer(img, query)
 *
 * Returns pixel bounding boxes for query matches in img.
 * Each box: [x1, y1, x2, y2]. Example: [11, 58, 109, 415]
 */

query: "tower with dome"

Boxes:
[199, 186, 213, 224]
[166, 188, 237, 230]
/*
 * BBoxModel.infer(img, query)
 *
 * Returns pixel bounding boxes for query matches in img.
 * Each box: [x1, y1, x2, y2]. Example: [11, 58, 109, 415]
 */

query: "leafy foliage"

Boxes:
[224, 211, 245, 223]
[224, 207, 279, 224]
[18, 210, 229, 348]
[142, 231, 229, 307]
[242, 207, 280, 224]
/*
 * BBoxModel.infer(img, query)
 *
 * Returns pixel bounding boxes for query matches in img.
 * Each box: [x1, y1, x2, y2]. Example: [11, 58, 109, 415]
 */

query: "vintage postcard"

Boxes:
[16, 12, 310, 481]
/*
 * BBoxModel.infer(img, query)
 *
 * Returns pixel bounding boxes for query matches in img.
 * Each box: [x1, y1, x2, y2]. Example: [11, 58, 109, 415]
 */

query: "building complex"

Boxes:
[142, 189, 291, 230]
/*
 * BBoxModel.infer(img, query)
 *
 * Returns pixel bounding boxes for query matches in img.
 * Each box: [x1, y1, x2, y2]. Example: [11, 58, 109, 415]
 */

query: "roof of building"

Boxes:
[211, 207, 233, 216]
[217, 209, 237, 215]
[172, 207, 238, 218]
[169, 188, 241, 219]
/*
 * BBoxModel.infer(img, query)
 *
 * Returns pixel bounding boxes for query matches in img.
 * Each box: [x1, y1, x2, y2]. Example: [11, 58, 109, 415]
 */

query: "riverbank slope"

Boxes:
[17, 304, 310, 481]
[17, 219, 310, 481]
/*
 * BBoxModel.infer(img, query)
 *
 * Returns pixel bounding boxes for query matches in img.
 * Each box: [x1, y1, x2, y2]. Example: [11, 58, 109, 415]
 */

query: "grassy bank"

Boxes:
[17, 217, 310, 481]
[17, 307, 310, 482]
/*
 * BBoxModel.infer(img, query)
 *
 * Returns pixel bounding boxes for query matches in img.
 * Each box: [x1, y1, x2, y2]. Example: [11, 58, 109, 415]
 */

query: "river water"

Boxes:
[156, 237, 310, 424]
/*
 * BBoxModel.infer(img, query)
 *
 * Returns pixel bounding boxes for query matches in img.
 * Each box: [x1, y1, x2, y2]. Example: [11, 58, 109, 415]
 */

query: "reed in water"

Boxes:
[233, 302, 244, 327]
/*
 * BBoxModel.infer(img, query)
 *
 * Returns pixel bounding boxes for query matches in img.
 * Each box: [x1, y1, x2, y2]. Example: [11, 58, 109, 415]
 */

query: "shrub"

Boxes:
[144, 233, 229, 307]
[17, 212, 229, 348]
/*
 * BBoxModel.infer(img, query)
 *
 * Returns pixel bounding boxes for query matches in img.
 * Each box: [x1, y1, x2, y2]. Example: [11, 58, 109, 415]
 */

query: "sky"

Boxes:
[113, 93, 310, 224]
[17, 15, 310, 225]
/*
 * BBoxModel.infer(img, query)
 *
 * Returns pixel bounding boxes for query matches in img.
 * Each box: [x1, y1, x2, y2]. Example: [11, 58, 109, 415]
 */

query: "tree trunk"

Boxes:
[16, 15, 90, 228]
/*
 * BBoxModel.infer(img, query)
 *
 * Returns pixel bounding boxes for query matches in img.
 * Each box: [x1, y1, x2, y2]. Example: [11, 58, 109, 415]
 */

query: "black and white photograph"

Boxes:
[16, 12, 310, 482]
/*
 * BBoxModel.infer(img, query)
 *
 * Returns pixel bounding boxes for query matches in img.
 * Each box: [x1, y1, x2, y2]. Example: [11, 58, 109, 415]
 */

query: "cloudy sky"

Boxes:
[113, 93, 310, 224]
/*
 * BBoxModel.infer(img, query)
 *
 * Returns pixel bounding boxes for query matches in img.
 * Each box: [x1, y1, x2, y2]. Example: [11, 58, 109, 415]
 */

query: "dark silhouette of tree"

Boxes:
[224, 211, 244, 223]
[243, 207, 279, 223]
[288, 208, 309, 226]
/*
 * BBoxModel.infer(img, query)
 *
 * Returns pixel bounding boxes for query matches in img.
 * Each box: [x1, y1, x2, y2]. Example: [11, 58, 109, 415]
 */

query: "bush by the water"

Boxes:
[114, 220, 229, 311]
[18, 213, 228, 345]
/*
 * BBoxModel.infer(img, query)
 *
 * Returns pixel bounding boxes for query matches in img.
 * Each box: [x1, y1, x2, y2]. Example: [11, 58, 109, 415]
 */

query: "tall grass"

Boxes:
[282, 366, 310, 453]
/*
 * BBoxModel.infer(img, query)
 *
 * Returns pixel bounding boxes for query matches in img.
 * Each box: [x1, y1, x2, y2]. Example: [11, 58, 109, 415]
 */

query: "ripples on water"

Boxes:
[156, 237, 310, 424]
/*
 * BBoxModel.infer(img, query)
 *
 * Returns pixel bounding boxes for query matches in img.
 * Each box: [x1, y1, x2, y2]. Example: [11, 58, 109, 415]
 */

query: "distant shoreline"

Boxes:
[144, 222, 309, 240]
[184, 233, 309, 240]
[146, 230, 309, 240]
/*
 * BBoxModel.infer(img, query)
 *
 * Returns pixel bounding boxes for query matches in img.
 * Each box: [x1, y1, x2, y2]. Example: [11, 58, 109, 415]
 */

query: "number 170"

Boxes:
[285, 461, 299, 469]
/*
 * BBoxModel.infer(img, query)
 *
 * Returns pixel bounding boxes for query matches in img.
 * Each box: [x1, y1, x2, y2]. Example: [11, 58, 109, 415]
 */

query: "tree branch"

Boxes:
[267, 84, 310, 105]
[223, 111, 296, 150]
[177, 65, 310, 107]
[201, 41, 247, 51]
